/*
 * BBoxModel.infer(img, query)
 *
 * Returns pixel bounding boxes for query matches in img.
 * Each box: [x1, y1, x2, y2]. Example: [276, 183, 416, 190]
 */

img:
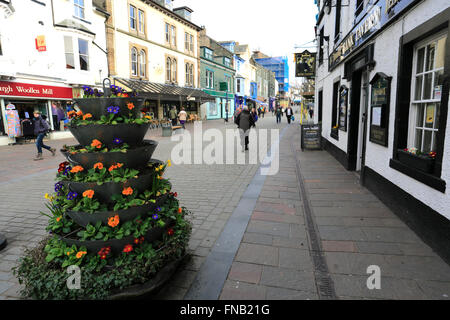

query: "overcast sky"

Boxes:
[173, 0, 319, 85]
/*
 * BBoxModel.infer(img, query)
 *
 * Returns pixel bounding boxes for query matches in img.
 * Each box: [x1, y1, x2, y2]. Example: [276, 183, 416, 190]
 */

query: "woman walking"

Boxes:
[33, 111, 55, 161]
[178, 107, 187, 129]
[285, 105, 293, 124]
[234, 105, 255, 151]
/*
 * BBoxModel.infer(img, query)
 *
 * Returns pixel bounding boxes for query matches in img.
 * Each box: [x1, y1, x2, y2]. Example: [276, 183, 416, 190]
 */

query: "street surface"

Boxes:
[1, 114, 449, 299]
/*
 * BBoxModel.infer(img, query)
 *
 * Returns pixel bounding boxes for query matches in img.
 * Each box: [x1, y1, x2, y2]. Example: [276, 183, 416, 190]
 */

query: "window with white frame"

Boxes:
[171, 25, 176, 46]
[165, 23, 170, 43]
[131, 47, 138, 76]
[172, 58, 177, 82]
[408, 32, 447, 153]
[185, 33, 190, 51]
[206, 70, 214, 89]
[129, 5, 137, 30]
[139, 50, 146, 77]
[74, 0, 85, 20]
[189, 34, 194, 53]
[236, 78, 243, 93]
[138, 9, 145, 33]
[185, 63, 194, 86]
[224, 57, 231, 67]
[64, 36, 75, 69]
[166, 57, 172, 81]
[78, 38, 89, 71]
[204, 48, 213, 60]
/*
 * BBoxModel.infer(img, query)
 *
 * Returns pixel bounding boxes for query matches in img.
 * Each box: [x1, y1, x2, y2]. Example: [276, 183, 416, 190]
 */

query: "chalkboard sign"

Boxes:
[301, 124, 322, 150]
[339, 86, 348, 131]
[369, 73, 391, 147]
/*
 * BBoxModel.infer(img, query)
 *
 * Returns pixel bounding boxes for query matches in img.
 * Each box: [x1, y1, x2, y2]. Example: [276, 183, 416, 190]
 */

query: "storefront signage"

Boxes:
[329, 0, 420, 70]
[0, 81, 73, 99]
[339, 86, 348, 131]
[35, 35, 47, 52]
[295, 50, 316, 78]
[369, 73, 391, 147]
[301, 124, 322, 150]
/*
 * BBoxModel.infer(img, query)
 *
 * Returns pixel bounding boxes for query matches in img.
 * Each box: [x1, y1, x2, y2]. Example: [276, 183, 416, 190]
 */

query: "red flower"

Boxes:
[174, 192, 178, 197]
[139, 236, 145, 244]
[123, 244, 133, 253]
[167, 228, 174, 236]
[134, 238, 140, 245]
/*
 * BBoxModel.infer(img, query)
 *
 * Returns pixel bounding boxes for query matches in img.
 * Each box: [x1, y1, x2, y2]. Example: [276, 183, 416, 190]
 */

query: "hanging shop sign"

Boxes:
[339, 86, 348, 131]
[329, 0, 421, 70]
[0, 81, 73, 99]
[35, 35, 47, 52]
[369, 73, 391, 147]
[295, 50, 316, 78]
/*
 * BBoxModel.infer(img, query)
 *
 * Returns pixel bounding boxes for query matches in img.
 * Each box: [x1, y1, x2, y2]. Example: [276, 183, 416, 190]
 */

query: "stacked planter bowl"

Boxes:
[60, 97, 173, 255]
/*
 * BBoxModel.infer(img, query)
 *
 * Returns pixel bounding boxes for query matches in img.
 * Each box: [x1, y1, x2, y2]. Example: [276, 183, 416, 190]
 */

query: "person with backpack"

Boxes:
[33, 111, 56, 161]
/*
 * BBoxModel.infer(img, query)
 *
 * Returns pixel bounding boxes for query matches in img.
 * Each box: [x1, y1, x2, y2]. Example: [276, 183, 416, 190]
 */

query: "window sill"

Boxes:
[389, 159, 446, 193]
[73, 16, 91, 25]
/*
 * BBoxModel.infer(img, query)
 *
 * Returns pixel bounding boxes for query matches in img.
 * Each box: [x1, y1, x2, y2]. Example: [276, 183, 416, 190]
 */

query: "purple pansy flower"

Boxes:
[152, 214, 159, 220]
[113, 138, 123, 145]
[155, 206, 161, 212]
[67, 192, 78, 201]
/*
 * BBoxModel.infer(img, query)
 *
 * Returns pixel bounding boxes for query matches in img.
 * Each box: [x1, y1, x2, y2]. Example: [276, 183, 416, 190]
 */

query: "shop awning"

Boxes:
[114, 78, 215, 102]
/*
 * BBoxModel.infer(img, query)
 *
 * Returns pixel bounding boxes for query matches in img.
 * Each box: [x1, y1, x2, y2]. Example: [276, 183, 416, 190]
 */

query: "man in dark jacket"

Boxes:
[234, 106, 255, 151]
[33, 111, 56, 161]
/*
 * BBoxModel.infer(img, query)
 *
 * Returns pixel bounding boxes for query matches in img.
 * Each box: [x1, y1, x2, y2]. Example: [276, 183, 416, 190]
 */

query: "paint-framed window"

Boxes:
[139, 49, 146, 77]
[185, 62, 194, 86]
[171, 25, 176, 47]
[129, 5, 137, 30]
[189, 34, 194, 53]
[74, 0, 85, 20]
[408, 31, 447, 153]
[224, 57, 231, 67]
[64, 36, 75, 69]
[172, 58, 177, 82]
[78, 38, 89, 71]
[131, 47, 138, 76]
[165, 23, 170, 43]
[204, 48, 213, 60]
[166, 57, 172, 81]
[138, 9, 145, 34]
[206, 70, 214, 89]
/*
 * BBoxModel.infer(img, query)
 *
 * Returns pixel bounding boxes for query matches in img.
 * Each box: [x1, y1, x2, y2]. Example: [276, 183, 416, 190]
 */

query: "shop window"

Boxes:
[78, 39, 89, 71]
[74, 0, 85, 20]
[131, 47, 138, 76]
[408, 33, 446, 153]
[206, 70, 214, 89]
[64, 36, 75, 69]
[138, 9, 145, 34]
[129, 5, 137, 30]
[139, 50, 146, 77]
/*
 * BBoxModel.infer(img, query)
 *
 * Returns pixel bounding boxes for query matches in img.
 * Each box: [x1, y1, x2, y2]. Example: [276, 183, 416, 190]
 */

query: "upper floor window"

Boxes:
[131, 47, 138, 76]
[236, 78, 242, 93]
[138, 10, 145, 33]
[0, 34, 3, 56]
[171, 25, 176, 46]
[334, 0, 342, 42]
[166, 57, 177, 83]
[64, 36, 75, 69]
[408, 32, 447, 153]
[355, 0, 364, 17]
[224, 57, 231, 67]
[318, 27, 324, 65]
[166, 57, 171, 81]
[172, 58, 177, 82]
[185, 33, 194, 53]
[165, 23, 176, 47]
[130, 5, 137, 30]
[185, 63, 194, 86]
[74, 0, 85, 20]
[189, 34, 194, 52]
[165, 23, 170, 43]
[204, 48, 213, 60]
[139, 50, 146, 77]
[206, 70, 214, 89]
[78, 38, 89, 71]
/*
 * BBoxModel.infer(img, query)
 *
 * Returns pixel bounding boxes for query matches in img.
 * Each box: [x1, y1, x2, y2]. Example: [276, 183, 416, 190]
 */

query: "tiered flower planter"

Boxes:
[14, 95, 191, 300]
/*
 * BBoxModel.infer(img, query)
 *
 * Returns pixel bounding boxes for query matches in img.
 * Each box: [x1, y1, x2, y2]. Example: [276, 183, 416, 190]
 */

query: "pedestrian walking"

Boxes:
[234, 105, 255, 151]
[178, 107, 187, 129]
[309, 108, 314, 120]
[251, 107, 258, 123]
[286, 105, 293, 124]
[261, 106, 265, 118]
[169, 106, 178, 126]
[33, 111, 55, 161]
[275, 106, 282, 124]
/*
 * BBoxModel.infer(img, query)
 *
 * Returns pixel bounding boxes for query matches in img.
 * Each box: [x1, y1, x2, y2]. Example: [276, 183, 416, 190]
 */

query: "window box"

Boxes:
[397, 149, 435, 174]
[330, 127, 339, 140]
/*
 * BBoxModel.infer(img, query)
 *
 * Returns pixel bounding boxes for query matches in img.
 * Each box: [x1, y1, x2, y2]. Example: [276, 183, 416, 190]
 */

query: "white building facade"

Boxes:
[0, 0, 108, 145]
[315, 0, 450, 259]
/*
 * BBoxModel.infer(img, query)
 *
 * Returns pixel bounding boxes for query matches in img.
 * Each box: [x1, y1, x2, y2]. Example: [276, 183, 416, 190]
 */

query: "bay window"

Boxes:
[78, 39, 89, 71]
[64, 36, 75, 69]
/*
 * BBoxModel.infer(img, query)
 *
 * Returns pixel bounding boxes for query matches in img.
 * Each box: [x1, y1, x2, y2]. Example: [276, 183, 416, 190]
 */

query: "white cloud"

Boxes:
[174, 0, 319, 85]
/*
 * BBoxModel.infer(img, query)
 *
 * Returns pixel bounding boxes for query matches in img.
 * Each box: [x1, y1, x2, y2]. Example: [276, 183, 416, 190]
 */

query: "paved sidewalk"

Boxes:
[218, 123, 450, 300]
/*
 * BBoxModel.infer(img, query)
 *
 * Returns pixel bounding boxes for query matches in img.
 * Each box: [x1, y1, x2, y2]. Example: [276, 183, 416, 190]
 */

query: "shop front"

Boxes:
[202, 89, 234, 120]
[0, 80, 74, 145]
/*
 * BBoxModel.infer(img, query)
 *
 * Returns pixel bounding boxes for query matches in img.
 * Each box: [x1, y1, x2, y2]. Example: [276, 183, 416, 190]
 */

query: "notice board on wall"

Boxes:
[369, 73, 391, 147]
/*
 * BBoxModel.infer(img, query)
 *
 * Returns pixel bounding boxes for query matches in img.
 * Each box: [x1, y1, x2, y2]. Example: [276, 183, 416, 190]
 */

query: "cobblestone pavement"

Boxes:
[1, 116, 450, 300]
[0, 116, 282, 299]
[219, 123, 450, 300]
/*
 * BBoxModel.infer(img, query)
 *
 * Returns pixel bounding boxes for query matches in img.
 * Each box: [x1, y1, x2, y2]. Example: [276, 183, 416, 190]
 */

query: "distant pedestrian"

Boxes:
[234, 105, 255, 151]
[261, 106, 265, 118]
[309, 108, 314, 120]
[251, 107, 258, 123]
[178, 107, 187, 129]
[169, 106, 178, 126]
[275, 106, 282, 124]
[286, 106, 293, 124]
[33, 111, 55, 161]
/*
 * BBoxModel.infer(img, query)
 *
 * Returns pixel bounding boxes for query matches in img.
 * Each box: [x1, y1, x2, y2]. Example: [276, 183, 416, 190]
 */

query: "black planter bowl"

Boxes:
[60, 218, 175, 255]
[73, 97, 145, 120]
[66, 189, 171, 228]
[62, 140, 158, 170]
[69, 122, 151, 148]
[60, 162, 163, 204]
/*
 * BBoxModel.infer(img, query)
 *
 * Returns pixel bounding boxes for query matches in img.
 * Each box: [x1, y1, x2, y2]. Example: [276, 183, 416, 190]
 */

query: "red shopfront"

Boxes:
[0, 81, 73, 144]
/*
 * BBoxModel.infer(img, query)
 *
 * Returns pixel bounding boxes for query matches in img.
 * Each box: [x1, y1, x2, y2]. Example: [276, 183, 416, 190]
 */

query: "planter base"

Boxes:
[108, 253, 189, 300]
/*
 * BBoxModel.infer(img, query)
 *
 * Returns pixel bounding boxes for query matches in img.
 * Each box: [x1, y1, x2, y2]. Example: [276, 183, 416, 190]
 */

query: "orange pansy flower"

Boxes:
[122, 187, 133, 196]
[127, 102, 135, 110]
[93, 162, 104, 170]
[83, 189, 95, 199]
[108, 215, 120, 228]
[71, 166, 84, 173]
[76, 251, 87, 259]
[82, 113, 92, 120]
[76, 111, 83, 117]
[91, 139, 102, 149]
[56, 216, 62, 222]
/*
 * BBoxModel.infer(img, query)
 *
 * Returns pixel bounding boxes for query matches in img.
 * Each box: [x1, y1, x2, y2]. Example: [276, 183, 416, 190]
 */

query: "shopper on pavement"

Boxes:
[33, 111, 55, 161]
[251, 107, 258, 123]
[169, 106, 178, 126]
[178, 107, 187, 129]
[234, 105, 255, 151]
[286, 105, 293, 124]
[309, 108, 314, 120]
[275, 106, 282, 124]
